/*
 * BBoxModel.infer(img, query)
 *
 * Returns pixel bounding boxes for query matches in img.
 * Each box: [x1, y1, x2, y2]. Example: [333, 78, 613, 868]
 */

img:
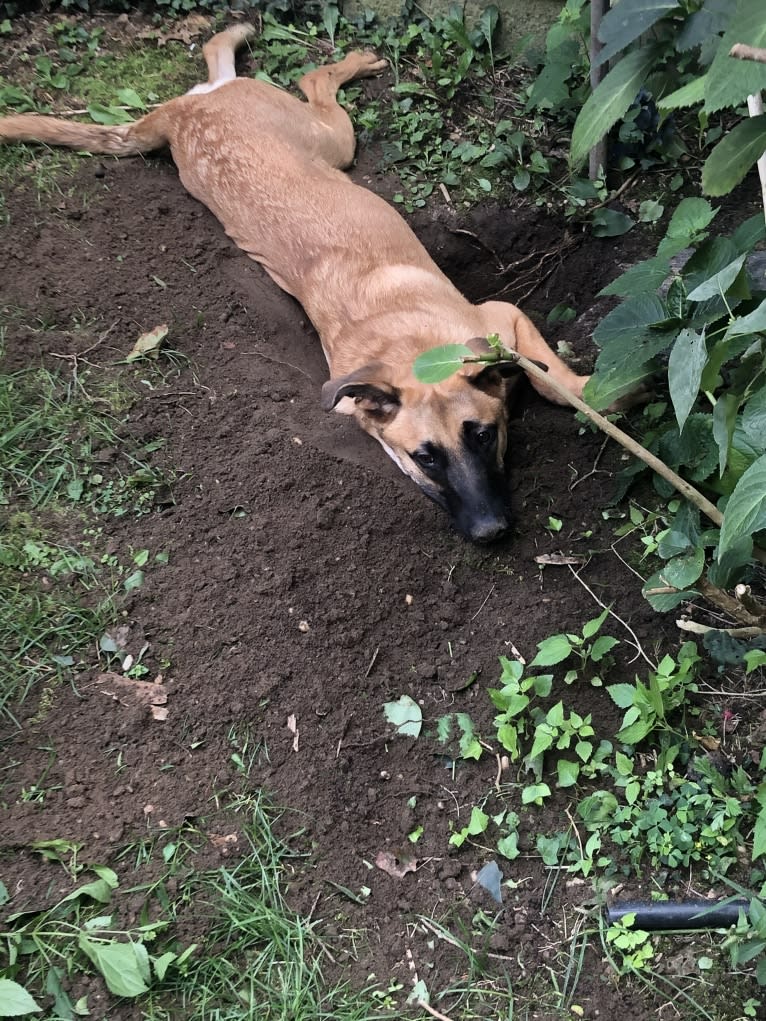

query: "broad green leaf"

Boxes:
[658, 74, 707, 113]
[383, 695, 422, 738]
[668, 328, 707, 433]
[599, 254, 673, 298]
[592, 294, 668, 349]
[676, 0, 733, 52]
[595, 0, 679, 66]
[642, 568, 697, 610]
[660, 547, 705, 588]
[702, 115, 766, 197]
[719, 453, 766, 557]
[467, 805, 489, 835]
[724, 299, 766, 339]
[77, 937, 150, 997]
[665, 197, 717, 241]
[591, 209, 634, 237]
[712, 391, 740, 475]
[557, 759, 580, 788]
[87, 102, 133, 126]
[570, 45, 660, 168]
[413, 343, 473, 383]
[686, 253, 748, 301]
[704, 0, 766, 113]
[497, 833, 520, 860]
[116, 87, 145, 109]
[521, 782, 551, 804]
[582, 607, 609, 639]
[607, 683, 636, 708]
[0, 980, 41, 1016]
[582, 361, 654, 411]
[743, 387, 766, 446]
[530, 634, 572, 667]
[591, 636, 620, 661]
[753, 810, 766, 861]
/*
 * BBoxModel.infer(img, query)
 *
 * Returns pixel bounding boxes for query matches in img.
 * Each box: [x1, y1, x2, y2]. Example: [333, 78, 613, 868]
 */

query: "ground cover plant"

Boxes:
[1, 4, 765, 1020]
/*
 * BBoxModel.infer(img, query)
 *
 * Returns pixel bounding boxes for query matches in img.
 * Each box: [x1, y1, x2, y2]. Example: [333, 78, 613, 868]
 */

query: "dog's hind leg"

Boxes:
[297, 51, 387, 168]
[187, 23, 256, 95]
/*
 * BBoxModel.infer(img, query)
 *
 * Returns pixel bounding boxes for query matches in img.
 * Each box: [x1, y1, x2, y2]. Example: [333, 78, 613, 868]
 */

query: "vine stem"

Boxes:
[501, 351, 766, 568]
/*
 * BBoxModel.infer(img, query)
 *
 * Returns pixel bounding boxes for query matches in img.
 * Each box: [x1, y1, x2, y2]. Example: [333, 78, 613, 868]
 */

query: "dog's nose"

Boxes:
[468, 517, 511, 544]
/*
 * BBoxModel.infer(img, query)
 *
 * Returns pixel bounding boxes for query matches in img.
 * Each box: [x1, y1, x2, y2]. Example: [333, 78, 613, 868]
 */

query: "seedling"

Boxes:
[528, 608, 620, 686]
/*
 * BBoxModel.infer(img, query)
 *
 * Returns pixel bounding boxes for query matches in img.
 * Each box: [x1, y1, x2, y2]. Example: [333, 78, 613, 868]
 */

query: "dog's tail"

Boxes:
[0, 108, 171, 156]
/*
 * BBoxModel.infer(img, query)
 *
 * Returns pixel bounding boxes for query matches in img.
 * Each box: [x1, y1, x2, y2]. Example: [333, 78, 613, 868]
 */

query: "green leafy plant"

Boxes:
[607, 642, 701, 744]
[569, 0, 766, 196]
[528, 607, 620, 686]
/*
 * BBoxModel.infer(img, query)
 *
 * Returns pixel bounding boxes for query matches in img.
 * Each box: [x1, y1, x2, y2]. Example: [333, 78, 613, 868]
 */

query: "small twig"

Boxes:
[364, 647, 379, 678]
[570, 434, 610, 490]
[676, 620, 764, 638]
[587, 171, 639, 214]
[470, 584, 495, 621]
[417, 1001, 456, 1021]
[568, 563, 658, 669]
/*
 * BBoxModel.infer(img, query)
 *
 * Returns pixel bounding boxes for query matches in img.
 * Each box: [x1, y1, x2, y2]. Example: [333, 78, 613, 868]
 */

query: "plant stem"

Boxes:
[504, 350, 766, 567]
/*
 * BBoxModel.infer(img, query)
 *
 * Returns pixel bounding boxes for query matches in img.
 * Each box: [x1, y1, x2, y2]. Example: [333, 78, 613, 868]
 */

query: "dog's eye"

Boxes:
[475, 426, 496, 447]
[414, 450, 436, 468]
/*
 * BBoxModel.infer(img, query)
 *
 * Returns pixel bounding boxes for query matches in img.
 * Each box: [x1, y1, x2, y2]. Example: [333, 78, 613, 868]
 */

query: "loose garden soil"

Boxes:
[0, 19, 759, 1020]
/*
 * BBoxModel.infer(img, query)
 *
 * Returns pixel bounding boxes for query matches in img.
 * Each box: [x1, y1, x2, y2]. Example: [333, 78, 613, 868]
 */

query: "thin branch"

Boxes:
[730, 43, 766, 65]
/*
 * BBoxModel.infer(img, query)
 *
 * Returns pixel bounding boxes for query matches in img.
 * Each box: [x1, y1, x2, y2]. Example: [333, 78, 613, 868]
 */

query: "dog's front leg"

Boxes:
[478, 300, 589, 405]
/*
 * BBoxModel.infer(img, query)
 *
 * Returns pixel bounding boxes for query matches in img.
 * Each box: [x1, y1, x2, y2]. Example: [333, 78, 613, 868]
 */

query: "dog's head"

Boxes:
[321, 343, 524, 543]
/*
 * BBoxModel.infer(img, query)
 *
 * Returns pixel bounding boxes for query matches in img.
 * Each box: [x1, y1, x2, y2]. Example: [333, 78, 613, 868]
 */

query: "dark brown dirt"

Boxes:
[0, 37, 746, 1020]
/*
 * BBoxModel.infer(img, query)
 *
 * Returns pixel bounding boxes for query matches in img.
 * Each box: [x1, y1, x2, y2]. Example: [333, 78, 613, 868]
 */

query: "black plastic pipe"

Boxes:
[606, 899, 750, 931]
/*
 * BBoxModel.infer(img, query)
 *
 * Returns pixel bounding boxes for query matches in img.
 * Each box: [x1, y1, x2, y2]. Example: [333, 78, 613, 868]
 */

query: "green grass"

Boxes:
[1, 796, 391, 1020]
[0, 317, 169, 722]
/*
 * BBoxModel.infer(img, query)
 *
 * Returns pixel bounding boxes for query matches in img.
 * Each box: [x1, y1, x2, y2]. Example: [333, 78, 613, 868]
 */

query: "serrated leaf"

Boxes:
[595, 0, 679, 66]
[413, 344, 473, 383]
[668, 328, 707, 432]
[704, 0, 766, 114]
[582, 359, 654, 411]
[77, 937, 150, 997]
[87, 102, 133, 126]
[570, 45, 661, 168]
[719, 453, 766, 557]
[666, 196, 718, 241]
[676, 0, 732, 51]
[687, 253, 748, 301]
[497, 833, 520, 860]
[530, 634, 572, 667]
[753, 809, 766, 861]
[743, 387, 766, 446]
[383, 695, 423, 738]
[582, 607, 609, 639]
[702, 115, 766, 197]
[642, 568, 698, 610]
[658, 73, 707, 113]
[0, 979, 42, 1016]
[591, 636, 620, 661]
[593, 293, 668, 350]
[599, 254, 673, 298]
[607, 683, 637, 709]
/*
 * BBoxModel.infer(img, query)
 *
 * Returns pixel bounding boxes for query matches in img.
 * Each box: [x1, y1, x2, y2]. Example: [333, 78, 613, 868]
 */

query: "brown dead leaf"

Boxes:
[375, 850, 418, 879]
[154, 15, 213, 46]
[693, 731, 721, 752]
[534, 553, 586, 566]
[95, 672, 167, 709]
[209, 832, 239, 852]
[127, 324, 168, 362]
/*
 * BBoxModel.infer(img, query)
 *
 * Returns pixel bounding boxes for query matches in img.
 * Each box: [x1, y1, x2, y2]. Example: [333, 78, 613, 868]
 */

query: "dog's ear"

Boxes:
[462, 337, 548, 399]
[321, 363, 401, 420]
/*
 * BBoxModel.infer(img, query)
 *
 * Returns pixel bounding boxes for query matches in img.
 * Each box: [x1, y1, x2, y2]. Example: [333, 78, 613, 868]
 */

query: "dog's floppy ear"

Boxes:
[321, 362, 401, 419]
[462, 337, 548, 399]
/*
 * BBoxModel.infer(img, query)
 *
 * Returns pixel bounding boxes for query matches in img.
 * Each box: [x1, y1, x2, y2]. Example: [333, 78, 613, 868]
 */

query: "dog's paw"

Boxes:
[356, 52, 388, 77]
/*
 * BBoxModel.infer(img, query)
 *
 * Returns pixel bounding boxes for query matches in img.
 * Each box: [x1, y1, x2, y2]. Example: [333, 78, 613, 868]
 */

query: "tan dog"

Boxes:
[0, 24, 589, 542]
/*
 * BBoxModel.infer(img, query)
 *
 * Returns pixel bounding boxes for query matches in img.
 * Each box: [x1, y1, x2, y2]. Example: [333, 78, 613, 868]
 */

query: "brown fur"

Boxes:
[0, 25, 590, 541]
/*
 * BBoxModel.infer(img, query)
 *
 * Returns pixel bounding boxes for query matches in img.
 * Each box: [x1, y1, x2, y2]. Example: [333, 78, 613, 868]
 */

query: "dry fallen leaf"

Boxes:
[95, 672, 168, 720]
[209, 832, 239, 852]
[375, 850, 417, 879]
[693, 731, 721, 752]
[127, 324, 168, 362]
